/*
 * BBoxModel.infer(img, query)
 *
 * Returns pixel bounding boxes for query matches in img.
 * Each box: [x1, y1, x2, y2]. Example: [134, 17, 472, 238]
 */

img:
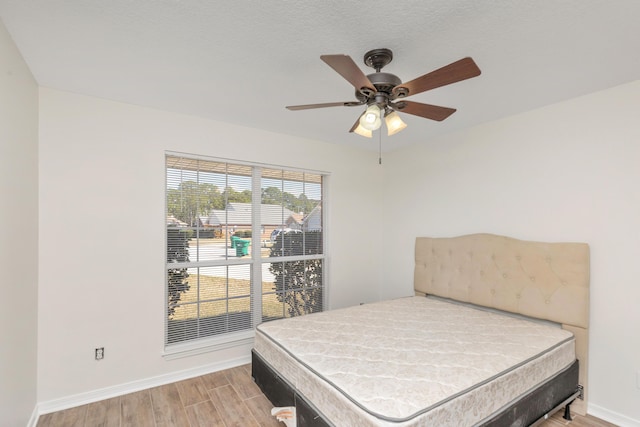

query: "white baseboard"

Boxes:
[589, 403, 640, 427]
[35, 353, 251, 418]
[26, 406, 39, 427]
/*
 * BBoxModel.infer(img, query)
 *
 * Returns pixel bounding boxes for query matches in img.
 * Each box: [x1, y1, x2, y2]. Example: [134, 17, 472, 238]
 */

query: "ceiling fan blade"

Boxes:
[348, 117, 360, 132]
[320, 54, 376, 93]
[394, 57, 481, 97]
[395, 101, 456, 121]
[286, 101, 362, 110]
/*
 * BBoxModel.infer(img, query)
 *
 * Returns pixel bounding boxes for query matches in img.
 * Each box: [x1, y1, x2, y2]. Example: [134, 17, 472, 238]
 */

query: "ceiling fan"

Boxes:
[286, 48, 481, 137]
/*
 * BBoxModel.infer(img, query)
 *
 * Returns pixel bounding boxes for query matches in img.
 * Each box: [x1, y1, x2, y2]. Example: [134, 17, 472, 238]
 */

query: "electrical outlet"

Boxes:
[95, 347, 104, 360]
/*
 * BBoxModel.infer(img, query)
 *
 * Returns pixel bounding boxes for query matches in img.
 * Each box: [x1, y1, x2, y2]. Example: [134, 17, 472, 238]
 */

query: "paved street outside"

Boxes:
[186, 238, 275, 282]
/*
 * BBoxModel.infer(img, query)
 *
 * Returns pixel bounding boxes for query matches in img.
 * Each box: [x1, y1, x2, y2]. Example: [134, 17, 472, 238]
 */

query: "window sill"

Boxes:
[162, 330, 255, 360]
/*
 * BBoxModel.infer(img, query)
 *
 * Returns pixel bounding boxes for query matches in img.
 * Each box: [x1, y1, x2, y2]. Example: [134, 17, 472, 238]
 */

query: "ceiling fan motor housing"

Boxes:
[356, 48, 406, 109]
[356, 71, 403, 107]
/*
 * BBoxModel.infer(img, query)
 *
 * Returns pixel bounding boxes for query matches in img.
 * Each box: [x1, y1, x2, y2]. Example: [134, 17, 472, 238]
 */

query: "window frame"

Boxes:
[163, 152, 328, 358]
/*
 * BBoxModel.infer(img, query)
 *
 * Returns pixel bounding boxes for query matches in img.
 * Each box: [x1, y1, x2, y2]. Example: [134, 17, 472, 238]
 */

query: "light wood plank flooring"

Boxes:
[37, 364, 618, 427]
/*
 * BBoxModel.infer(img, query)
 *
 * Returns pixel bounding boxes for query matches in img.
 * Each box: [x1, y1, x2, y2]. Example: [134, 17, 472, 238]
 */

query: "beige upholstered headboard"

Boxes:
[414, 233, 590, 414]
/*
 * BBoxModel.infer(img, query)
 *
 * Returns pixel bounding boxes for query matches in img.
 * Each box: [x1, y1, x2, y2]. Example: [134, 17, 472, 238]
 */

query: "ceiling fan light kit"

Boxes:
[286, 48, 481, 138]
[359, 104, 382, 131]
[353, 123, 373, 138]
[384, 110, 407, 136]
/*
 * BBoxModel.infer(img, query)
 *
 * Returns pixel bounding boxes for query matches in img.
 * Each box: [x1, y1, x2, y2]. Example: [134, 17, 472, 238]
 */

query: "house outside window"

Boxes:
[165, 153, 326, 352]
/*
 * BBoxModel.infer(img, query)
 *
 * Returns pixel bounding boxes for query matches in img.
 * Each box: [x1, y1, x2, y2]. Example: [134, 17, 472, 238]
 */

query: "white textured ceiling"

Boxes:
[1, 0, 639, 151]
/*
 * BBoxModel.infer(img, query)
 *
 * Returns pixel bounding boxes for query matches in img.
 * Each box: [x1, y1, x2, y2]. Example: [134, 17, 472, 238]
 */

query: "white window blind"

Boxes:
[165, 154, 325, 349]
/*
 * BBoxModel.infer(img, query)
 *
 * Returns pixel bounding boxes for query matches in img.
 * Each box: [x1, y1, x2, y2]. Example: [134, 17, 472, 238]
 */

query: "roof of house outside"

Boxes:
[288, 213, 304, 225]
[199, 203, 297, 226]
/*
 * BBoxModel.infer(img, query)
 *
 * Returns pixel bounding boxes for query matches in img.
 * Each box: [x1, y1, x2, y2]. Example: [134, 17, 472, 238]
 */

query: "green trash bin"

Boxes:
[230, 235, 239, 248]
[235, 239, 250, 257]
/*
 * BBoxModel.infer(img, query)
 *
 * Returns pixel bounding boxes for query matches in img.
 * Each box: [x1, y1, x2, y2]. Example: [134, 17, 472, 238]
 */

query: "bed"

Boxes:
[252, 233, 590, 426]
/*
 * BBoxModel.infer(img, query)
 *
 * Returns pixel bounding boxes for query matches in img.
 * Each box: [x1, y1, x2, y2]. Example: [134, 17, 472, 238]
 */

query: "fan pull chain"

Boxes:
[378, 129, 382, 165]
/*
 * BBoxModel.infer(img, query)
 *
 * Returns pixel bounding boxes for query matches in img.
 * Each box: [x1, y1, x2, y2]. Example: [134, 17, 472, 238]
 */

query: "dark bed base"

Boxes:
[251, 350, 580, 427]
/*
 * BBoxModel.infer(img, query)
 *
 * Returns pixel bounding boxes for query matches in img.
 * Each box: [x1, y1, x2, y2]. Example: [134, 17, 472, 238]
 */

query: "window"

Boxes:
[165, 154, 325, 351]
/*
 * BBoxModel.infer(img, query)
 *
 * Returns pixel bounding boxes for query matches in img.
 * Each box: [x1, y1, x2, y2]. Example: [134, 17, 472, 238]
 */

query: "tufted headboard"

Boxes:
[414, 233, 590, 414]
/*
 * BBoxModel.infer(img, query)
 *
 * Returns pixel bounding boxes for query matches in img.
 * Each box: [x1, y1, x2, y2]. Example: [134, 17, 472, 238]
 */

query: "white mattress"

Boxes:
[254, 296, 576, 426]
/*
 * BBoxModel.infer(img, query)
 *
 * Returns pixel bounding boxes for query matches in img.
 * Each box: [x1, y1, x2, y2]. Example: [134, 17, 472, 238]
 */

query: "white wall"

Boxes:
[0, 19, 39, 427]
[383, 80, 640, 425]
[37, 88, 384, 403]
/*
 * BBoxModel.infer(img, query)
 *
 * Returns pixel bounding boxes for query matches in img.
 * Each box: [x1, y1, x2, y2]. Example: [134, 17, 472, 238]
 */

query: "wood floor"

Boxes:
[36, 363, 618, 427]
